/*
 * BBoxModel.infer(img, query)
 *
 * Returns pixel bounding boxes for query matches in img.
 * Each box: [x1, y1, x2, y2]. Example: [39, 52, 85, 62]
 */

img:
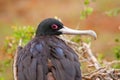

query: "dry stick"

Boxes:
[18, 38, 22, 46]
[82, 42, 101, 69]
[61, 36, 101, 69]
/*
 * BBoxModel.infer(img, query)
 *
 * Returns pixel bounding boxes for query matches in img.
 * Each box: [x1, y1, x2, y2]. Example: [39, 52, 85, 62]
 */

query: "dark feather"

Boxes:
[14, 36, 81, 80]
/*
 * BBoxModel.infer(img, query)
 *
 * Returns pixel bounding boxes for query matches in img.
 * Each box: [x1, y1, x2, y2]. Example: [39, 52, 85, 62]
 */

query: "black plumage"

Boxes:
[14, 18, 97, 80]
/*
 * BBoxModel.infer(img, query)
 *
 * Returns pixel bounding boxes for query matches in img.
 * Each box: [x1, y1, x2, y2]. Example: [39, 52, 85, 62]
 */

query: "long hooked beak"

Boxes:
[59, 26, 97, 40]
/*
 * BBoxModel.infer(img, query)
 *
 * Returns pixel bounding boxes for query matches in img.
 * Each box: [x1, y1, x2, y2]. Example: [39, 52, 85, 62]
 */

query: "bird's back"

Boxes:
[14, 36, 81, 80]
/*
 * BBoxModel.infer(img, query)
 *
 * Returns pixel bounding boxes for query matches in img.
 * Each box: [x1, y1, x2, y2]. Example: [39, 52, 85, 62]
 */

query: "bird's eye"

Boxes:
[51, 24, 58, 29]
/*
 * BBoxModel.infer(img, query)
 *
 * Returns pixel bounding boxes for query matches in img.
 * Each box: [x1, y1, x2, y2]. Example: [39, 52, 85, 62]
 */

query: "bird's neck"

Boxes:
[35, 35, 60, 40]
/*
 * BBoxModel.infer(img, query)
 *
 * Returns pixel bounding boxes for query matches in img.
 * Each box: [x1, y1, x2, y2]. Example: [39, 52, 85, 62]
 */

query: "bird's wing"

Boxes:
[47, 37, 82, 80]
[13, 38, 50, 80]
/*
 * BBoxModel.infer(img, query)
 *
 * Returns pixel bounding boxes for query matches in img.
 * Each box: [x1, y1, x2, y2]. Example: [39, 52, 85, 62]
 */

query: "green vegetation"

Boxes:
[80, 0, 94, 20]
[114, 38, 120, 60]
[0, 26, 35, 80]
[4, 26, 35, 54]
[112, 38, 120, 69]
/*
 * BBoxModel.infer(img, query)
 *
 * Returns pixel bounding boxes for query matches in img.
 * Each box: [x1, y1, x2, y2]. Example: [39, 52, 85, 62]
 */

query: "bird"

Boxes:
[13, 18, 97, 80]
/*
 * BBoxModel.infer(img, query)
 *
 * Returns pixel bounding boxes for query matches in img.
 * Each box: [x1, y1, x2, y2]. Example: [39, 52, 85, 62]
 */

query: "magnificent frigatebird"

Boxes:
[13, 18, 97, 80]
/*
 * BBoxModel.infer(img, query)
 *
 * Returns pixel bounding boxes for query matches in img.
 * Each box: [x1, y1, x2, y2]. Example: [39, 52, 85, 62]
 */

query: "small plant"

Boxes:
[4, 26, 35, 54]
[80, 0, 94, 20]
[112, 38, 120, 69]
[105, 8, 120, 17]
[114, 45, 120, 60]
[113, 38, 120, 60]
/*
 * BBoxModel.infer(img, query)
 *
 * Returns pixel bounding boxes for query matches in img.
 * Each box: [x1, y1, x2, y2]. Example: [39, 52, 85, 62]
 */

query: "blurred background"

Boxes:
[0, 0, 120, 79]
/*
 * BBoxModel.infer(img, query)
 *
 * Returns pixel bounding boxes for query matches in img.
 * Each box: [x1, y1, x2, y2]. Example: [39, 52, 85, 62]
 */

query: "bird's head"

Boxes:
[36, 18, 97, 39]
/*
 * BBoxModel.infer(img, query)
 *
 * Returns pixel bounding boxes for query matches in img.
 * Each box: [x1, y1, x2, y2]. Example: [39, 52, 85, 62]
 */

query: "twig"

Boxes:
[18, 38, 22, 46]
[82, 42, 101, 69]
